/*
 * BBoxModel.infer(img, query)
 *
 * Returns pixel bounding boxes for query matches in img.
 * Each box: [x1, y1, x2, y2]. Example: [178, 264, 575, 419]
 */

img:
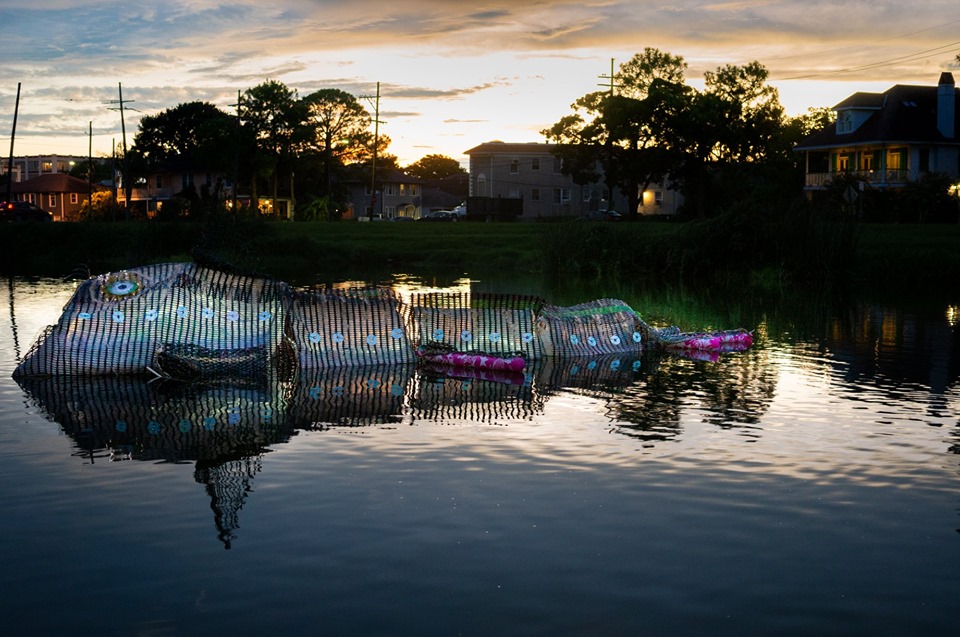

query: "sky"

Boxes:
[1, 1, 959, 167]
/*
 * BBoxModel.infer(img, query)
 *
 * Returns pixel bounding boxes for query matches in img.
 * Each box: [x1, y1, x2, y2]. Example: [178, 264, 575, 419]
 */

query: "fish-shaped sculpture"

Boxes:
[13, 262, 750, 380]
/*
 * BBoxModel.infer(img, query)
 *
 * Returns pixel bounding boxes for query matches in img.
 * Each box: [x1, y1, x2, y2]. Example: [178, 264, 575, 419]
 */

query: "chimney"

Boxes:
[937, 71, 955, 139]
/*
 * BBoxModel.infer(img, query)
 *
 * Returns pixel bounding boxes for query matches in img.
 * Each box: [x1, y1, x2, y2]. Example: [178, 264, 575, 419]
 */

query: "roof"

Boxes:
[10, 173, 104, 194]
[796, 77, 960, 151]
[464, 141, 557, 155]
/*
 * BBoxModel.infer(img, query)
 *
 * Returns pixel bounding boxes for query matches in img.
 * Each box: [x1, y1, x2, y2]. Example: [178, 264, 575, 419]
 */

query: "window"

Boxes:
[181, 173, 194, 189]
[57, 161, 69, 172]
[510, 159, 519, 174]
[532, 158, 540, 171]
[655, 191, 664, 205]
[70, 193, 79, 204]
[409, 184, 418, 196]
[399, 183, 406, 196]
[561, 188, 571, 203]
[385, 184, 396, 196]
[531, 188, 540, 201]
[582, 190, 591, 203]
[48, 194, 56, 206]
[887, 149, 903, 170]
[156, 176, 163, 188]
[509, 188, 520, 199]
[553, 157, 563, 173]
[861, 154, 873, 171]
[41, 161, 53, 172]
[837, 155, 850, 172]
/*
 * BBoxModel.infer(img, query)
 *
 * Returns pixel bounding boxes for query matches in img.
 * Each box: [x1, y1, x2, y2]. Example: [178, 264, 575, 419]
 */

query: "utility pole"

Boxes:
[87, 121, 93, 211]
[598, 58, 619, 97]
[5, 82, 20, 203]
[361, 82, 382, 220]
[106, 83, 135, 220]
[231, 89, 241, 213]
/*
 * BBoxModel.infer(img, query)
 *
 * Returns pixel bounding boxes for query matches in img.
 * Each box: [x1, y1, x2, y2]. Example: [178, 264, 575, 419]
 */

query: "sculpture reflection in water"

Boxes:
[12, 262, 758, 547]
[16, 346, 770, 548]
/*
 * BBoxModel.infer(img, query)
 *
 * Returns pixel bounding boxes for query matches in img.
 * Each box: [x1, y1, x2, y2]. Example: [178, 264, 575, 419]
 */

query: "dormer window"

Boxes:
[837, 112, 853, 134]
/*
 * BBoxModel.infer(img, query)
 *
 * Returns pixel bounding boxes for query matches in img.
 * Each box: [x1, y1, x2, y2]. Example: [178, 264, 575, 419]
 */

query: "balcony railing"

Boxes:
[805, 170, 910, 188]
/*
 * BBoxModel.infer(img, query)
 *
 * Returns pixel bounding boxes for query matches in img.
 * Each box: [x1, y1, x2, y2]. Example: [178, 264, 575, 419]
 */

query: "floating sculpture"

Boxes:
[13, 262, 752, 380]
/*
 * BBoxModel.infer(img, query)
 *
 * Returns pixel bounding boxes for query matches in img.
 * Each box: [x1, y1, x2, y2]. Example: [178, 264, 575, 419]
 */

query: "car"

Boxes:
[0, 201, 53, 222]
[577, 210, 622, 222]
[419, 211, 457, 222]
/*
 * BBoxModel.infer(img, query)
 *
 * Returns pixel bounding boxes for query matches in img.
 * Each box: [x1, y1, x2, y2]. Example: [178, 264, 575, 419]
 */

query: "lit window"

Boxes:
[70, 193, 79, 204]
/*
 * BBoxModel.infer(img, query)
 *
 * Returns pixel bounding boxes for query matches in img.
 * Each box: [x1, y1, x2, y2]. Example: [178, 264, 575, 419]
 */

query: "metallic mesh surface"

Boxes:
[287, 288, 415, 369]
[14, 266, 661, 380]
[536, 298, 643, 357]
[406, 292, 545, 359]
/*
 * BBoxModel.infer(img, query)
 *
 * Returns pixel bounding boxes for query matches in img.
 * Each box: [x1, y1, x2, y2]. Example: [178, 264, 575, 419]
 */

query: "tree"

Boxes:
[405, 154, 465, 180]
[243, 80, 306, 217]
[301, 89, 371, 197]
[543, 49, 695, 218]
[131, 101, 234, 169]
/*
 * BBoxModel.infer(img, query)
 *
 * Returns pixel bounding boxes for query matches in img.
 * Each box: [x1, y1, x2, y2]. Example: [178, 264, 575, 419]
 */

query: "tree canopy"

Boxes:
[404, 154, 466, 181]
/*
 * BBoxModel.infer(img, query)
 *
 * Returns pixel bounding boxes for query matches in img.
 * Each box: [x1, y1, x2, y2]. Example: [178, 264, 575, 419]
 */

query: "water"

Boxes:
[1, 277, 958, 636]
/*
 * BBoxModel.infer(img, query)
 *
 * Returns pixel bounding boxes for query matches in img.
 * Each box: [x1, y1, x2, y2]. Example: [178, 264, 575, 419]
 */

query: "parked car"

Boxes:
[577, 210, 622, 222]
[0, 201, 53, 222]
[419, 211, 457, 222]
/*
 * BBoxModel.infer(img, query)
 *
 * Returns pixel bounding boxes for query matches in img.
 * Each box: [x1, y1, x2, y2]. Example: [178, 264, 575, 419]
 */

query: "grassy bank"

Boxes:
[1, 219, 957, 292]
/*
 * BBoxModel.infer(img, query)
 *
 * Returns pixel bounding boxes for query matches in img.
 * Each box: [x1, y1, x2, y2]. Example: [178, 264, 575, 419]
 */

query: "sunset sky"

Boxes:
[2, 1, 959, 167]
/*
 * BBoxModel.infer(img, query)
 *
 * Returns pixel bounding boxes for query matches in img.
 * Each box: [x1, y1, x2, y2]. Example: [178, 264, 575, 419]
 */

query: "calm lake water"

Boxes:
[1, 275, 958, 636]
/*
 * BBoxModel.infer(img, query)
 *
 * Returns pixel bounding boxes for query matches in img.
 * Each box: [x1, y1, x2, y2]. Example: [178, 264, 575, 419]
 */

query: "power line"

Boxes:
[776, 39, 960, 81]
[764, 16, 960, 62]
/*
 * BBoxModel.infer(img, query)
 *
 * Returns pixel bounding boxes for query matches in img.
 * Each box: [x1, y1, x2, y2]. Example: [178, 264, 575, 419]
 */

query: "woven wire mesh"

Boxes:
[14, 263, 289, 378]
[536, 298, 643, 357]
[405, 292, 545, 359]
[287, 287, 415, 368]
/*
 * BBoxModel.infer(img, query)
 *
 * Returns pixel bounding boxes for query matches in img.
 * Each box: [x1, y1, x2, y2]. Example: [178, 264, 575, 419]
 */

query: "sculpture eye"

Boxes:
[103, 274, 141, 300]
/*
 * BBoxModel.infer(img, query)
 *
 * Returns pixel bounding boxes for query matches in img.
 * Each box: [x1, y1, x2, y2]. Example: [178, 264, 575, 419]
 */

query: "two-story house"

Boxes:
[344, 168, 423, 220]
[463, 141, 682, 220]
[8, 173, 106, 221]
[795, 72, 960, 194]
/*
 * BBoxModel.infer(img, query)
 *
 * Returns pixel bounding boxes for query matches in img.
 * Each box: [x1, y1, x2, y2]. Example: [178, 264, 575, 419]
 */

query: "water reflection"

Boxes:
[15, 348, 772, 547]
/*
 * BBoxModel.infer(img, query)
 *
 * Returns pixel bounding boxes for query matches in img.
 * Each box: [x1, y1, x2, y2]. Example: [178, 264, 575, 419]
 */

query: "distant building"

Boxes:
[795, 72, 960, 194]
[116, 156, 234, 217]
[344, 168, 423, 220]
[9, 173, 106, 221]
[1, 155, 105, 183]
[463, 141, 681, 220]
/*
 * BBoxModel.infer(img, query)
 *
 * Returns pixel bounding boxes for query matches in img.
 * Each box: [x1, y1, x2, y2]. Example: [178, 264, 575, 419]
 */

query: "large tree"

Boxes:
[404, 154, 465, 181]
[301, 88, 371, 197]
[545, 51, 789, 218]
[131, 101, 234, 169]
[242, 80, 306, 216]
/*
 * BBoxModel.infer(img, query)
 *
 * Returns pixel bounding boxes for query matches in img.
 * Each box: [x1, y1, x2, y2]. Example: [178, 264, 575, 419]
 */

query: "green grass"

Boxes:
[2, 219, 958, 296]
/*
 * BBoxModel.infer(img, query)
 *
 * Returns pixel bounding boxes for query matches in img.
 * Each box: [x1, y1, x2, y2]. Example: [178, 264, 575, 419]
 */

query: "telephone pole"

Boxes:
[361, 82, 383, 220]
[106, 83, 135, 220]
[5, 82, 20, 203]
[598, 58, 619, 97]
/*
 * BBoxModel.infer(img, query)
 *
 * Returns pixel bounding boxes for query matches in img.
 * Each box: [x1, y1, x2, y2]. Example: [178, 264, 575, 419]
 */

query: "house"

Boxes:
[795, 72, 960, 194]
[1, 154, 100, 183]
[8, 173, 105, 221]
[116, 156, 235, 217]
[344, 168, 423, 220]
[463, 141, 681, 220]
